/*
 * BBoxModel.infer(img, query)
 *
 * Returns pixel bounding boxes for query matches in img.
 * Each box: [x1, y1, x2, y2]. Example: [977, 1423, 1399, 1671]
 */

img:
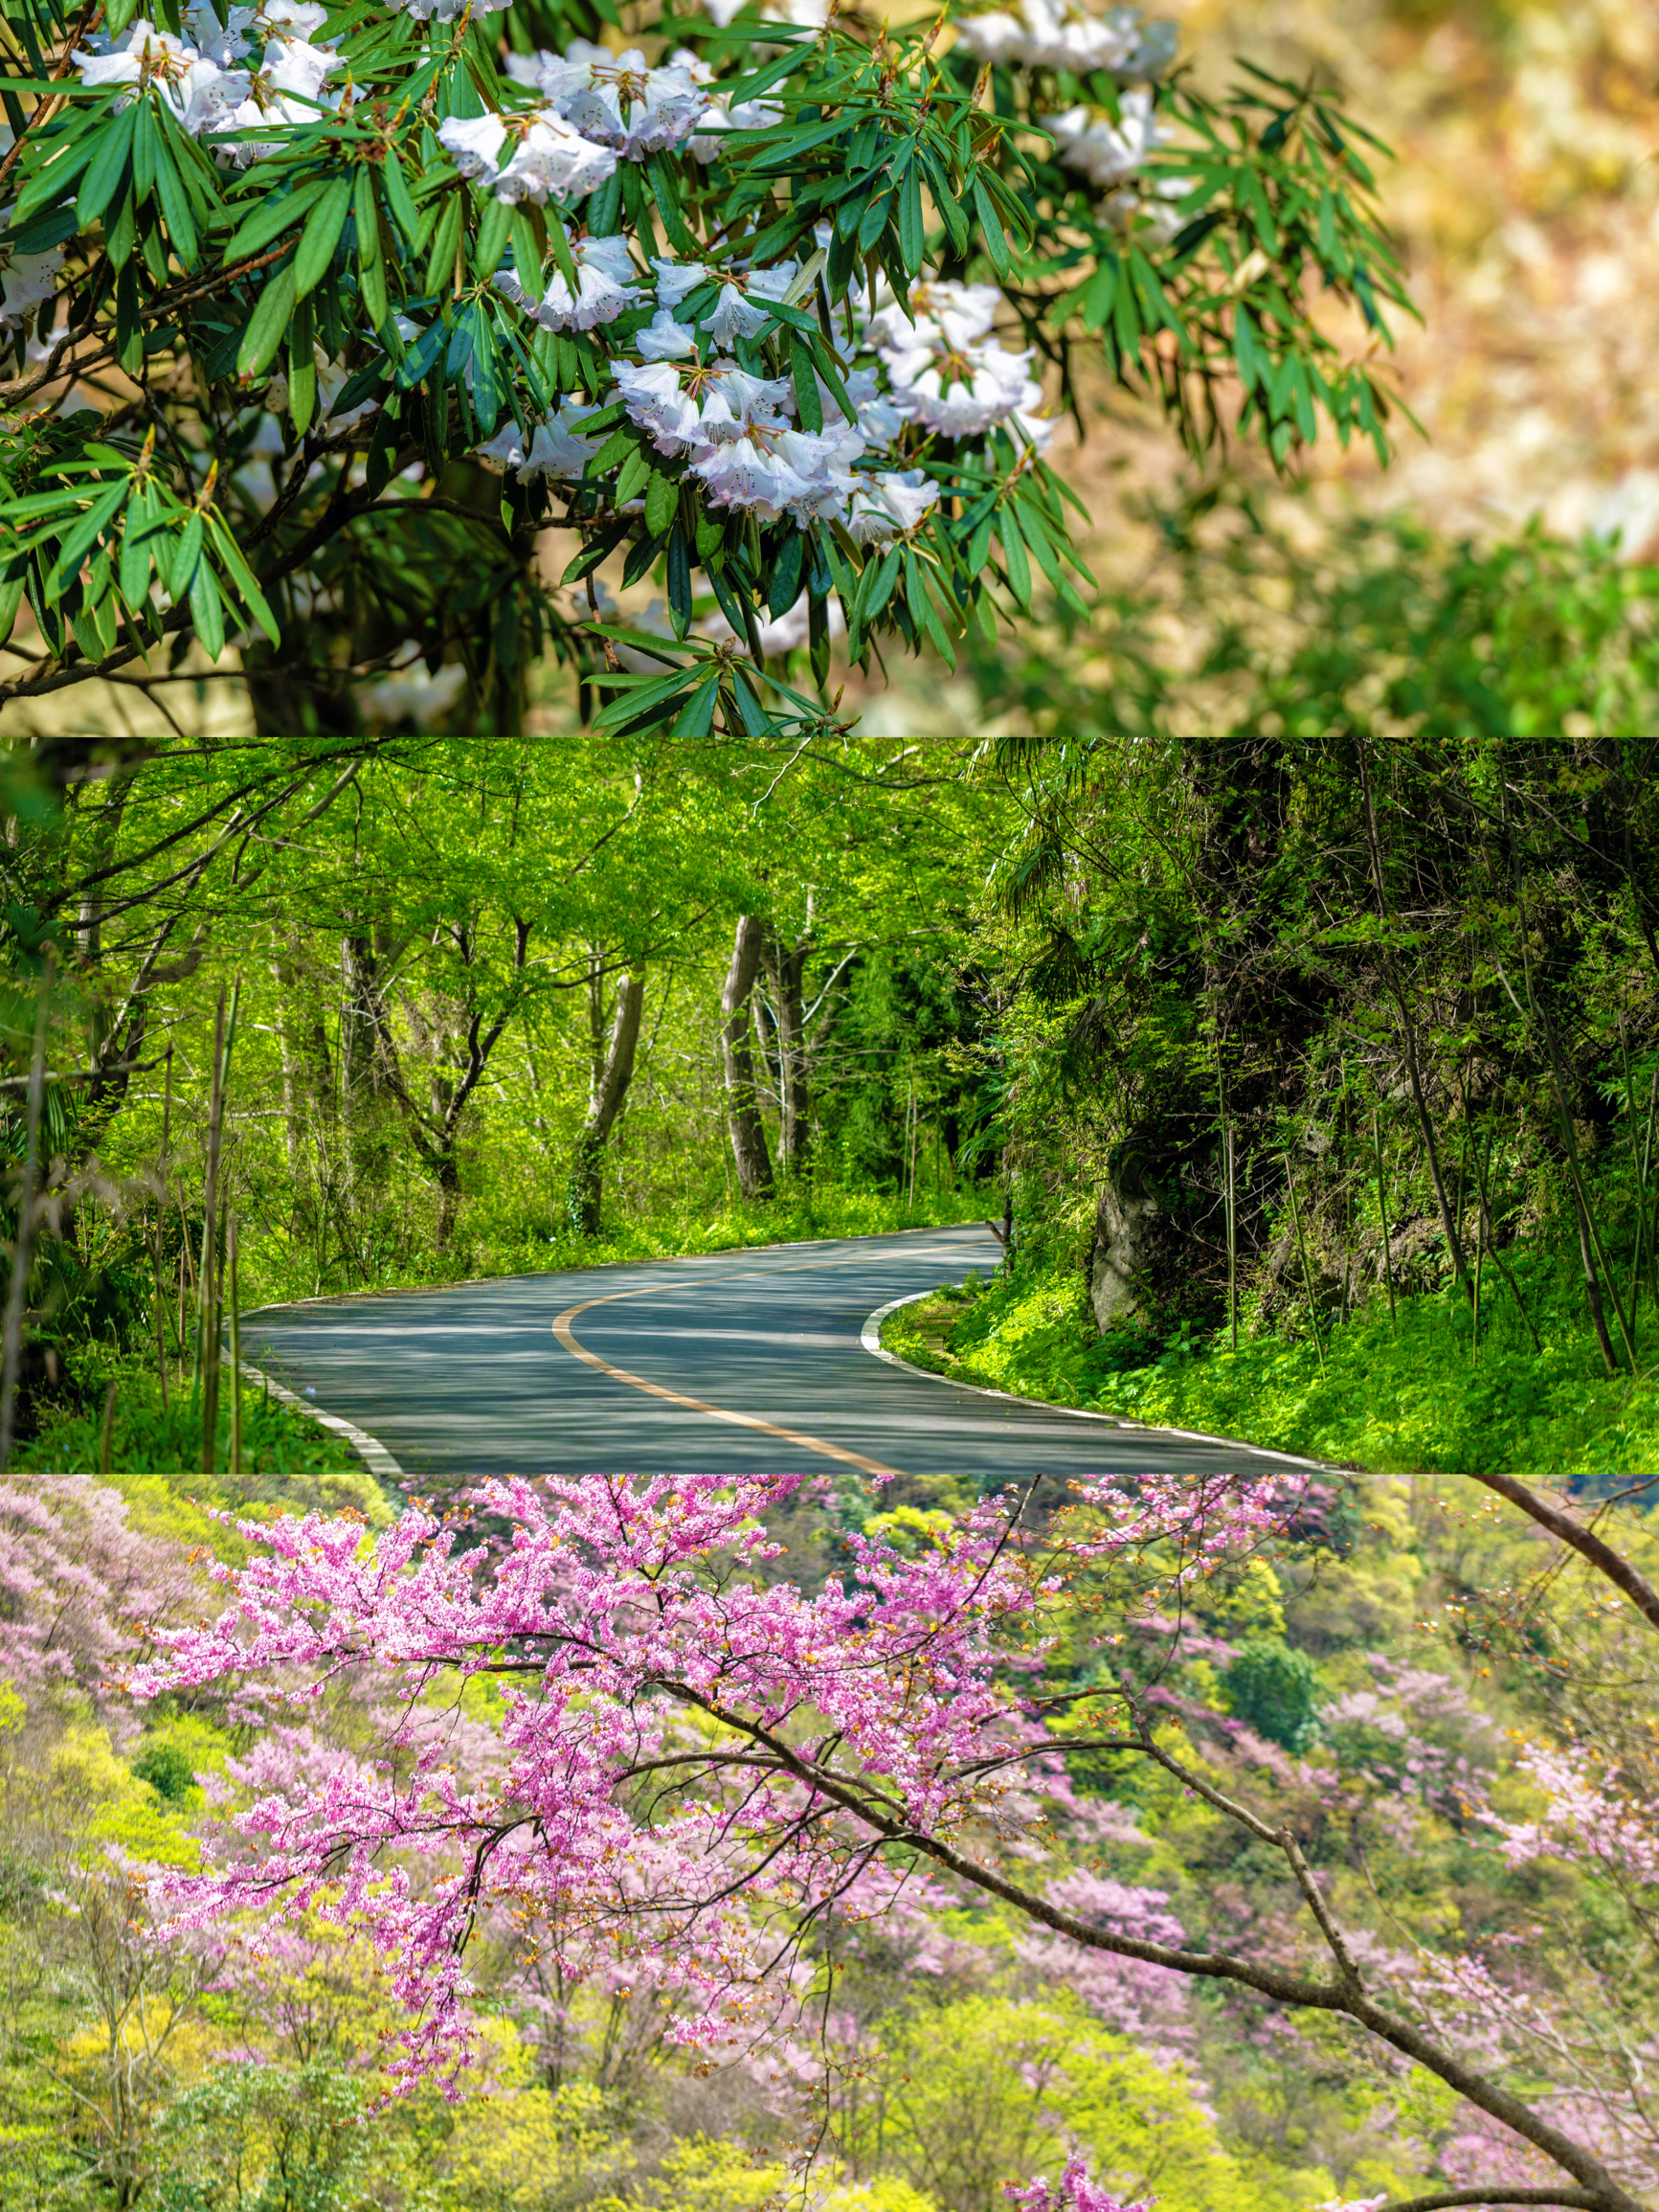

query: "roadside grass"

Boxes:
[882, 1249, 1659, 1478]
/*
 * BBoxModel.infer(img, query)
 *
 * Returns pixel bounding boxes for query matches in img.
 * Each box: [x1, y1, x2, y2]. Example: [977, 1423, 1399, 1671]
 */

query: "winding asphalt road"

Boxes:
[240, 1224, 1319, 1491]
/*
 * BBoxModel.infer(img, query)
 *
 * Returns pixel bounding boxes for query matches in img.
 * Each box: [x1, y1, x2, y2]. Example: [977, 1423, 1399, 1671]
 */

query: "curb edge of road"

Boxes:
[228, 1352, 407, 1485]
[860, 1291, 1340, 1474]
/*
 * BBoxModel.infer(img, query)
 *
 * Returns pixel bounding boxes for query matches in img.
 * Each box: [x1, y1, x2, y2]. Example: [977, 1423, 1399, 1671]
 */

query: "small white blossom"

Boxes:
[651, 257, 709, 308]
[702, 0, 827, 27]
[76, 21, 250, 137]
[636, 307, 699, 362]
[397, 0, 510, 22]
[518, 233, 640, 329]
[690, 421, 843, 521]
[1042, 87, 1172, 191]
[614, 360, 707, 455]
[437, 110, 616, 206]
[535, 42, 703, 159]
[953, 0, 1176, 79]
[481, 400, 607, 481]
[845, 467, 942, 544]
[881, 318, 1039, 438]
[0, 211, 63, 327]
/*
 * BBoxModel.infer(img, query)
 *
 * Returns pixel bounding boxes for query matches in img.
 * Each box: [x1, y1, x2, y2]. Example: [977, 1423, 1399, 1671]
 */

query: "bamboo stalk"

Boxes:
[1283, 1156, 1327, 1375]
[0, 955, 53, 1472]
[1372, 1110, 1398, 1337]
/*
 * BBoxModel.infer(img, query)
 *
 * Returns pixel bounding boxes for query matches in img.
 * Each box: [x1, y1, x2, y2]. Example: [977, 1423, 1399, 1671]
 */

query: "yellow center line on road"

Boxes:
[550, 1245, 980, 1482]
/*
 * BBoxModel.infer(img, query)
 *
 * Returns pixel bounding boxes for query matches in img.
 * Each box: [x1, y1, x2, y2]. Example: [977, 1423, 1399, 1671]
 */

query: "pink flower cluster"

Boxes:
[1004, 2148, 1150, 2212]
[130, 1462, 1311, 2091]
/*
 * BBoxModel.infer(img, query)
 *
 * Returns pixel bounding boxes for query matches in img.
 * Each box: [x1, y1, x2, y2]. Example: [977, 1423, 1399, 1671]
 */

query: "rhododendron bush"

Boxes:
[118, 1457, 1659, 2212]
[0, 0, 1408, 730]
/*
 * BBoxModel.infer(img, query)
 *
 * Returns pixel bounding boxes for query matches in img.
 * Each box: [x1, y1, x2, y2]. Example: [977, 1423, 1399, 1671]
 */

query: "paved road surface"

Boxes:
[241, 1224, 1317, 1488]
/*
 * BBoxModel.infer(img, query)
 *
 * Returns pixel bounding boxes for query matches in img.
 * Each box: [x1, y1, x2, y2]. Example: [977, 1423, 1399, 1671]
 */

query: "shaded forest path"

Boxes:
[242, 1225, 1323, 1489]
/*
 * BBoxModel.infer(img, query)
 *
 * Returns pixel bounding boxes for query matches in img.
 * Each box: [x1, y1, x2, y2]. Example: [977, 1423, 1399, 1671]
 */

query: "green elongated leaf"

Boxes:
[509, 204, 544, 292]
[1241, 165, 1280, 256]
[104, 186, 137, 267]
[355, 166, 387, 325]
[643, 152, 696, 257]
[44, 479, 127, 599]
[475, 191, 511, 276]
[614, 443, 650, 506]
[295, 172, 351, 300]
[288, 294, 317, 435]
[971, 172, 1009, 278]
[808, 588, 830, 686]
[0, 487, 87, 523]
[863, 545, 901, 622]
[729, 665, 773, 736]
[190, 553, 225, 660]
[76, 102, 136, 230]
[767, 527, 804, 618]
[665, 526, 692, 639]
[0, 573, 24, 644]
[969, 582, 997, 641]
[998, 508, 1031, 607]
[857, 189, 888, 253]
[673, 671, 719, 741]
[898, 159, 924, 276]
[621, 528, 664, 590]
[222, 176, 327, 264]
[592, 663, 694, 728]
[15, 137, 97, 228]
[151, 131, 197, 265]
[425, 189, 462, 294]
[383, 147, 420, 244]
[170, 509, 203, 599]
[587, 168, 622, 237]
[585, 423, 639, 480]
[205, 511, 279, 643]
[563, 521, 629, 582]
[914, 575, 955, 668]
[131, 93, 156, 199]
[789, 331, 822, 433]
[545, 214, 579, 295]
[236, 263, 297, 382]
[118, 485, 159, 608]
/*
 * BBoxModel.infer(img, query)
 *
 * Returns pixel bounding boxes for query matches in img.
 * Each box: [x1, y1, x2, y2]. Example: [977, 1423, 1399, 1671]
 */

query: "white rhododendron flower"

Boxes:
[652, 257, 709, 308]
[614, 360, 709, 455]
[534, 41, 704, 158]
[845, 468, 943, 545]
[690, 421, 845, 522]
[701, 0, 828, 28]
[75, 20, 250, 136]
[878, 302, 1041, 438]
[1042, 86, 1172, 190]
[636, 307, 699, 362]
[954, 0, 1176, 79]
[437, 110, 617, 205]
[0, 219, 64, 327]
[498, 233, 640, 329]
[477, 401, 608, 481]
[398, 0, 510, 22]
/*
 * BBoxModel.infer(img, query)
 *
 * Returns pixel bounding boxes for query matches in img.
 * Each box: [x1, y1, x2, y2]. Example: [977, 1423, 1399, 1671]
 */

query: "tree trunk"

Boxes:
[341, 933, 396, 1204]
[721, 916, 774, 1201]
[766, 931, 813, 1178]
[571, 965, 645, 1237]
